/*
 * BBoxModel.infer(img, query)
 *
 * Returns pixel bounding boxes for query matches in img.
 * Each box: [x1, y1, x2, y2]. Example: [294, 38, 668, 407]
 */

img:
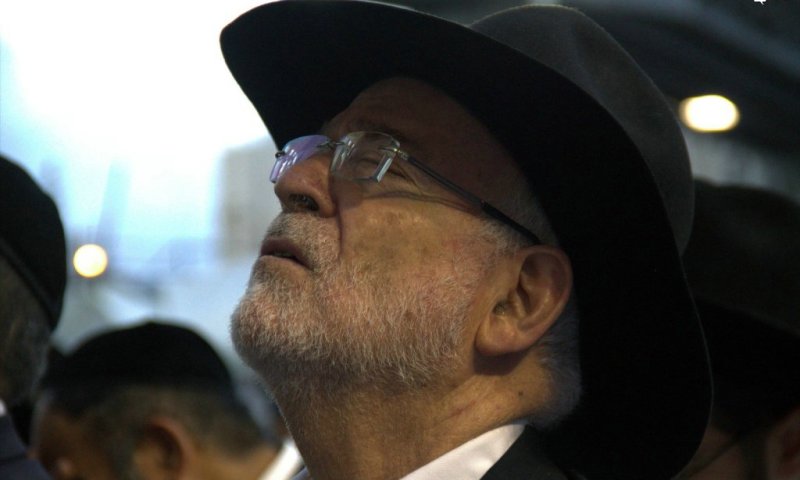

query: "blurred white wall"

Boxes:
[0, 1, 282, 375]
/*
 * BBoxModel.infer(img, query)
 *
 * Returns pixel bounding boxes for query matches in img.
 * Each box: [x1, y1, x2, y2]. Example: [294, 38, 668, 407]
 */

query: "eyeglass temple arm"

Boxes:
[479, 202, 542, 244]
[403, 155, 541, 244]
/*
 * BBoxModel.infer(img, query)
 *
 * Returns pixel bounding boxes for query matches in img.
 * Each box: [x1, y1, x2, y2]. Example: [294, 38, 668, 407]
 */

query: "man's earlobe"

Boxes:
[476, 245, 572, 356]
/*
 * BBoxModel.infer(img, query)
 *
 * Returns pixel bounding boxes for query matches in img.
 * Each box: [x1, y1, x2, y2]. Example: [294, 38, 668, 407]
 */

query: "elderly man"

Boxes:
[679, 181, 800, 479]
[0, 155, 66, 479]
[223, 2, 711, 479]
[32, 321, 292, 480]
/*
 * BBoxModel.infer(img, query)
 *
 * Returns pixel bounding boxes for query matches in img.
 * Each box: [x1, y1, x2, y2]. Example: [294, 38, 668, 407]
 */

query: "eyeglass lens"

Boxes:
[331, 132, 400, 182]
[272, 132, 403, 185]
[270, 134, 330, 183]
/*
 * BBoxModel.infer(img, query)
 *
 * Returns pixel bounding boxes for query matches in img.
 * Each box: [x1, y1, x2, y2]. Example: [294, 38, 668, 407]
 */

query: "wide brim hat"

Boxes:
[221, 2, 711, 478]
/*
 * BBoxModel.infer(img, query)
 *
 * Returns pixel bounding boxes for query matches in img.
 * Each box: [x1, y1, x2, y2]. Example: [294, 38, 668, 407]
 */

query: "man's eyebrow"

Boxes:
[354, 120, 414, 145]
[319, 119, 416, 148]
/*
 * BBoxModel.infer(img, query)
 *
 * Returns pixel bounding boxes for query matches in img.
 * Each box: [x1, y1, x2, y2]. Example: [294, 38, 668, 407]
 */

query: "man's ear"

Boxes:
[770, 406, 800, 479]
[476, 245, 572, 356]
[133, 416, 195, 480]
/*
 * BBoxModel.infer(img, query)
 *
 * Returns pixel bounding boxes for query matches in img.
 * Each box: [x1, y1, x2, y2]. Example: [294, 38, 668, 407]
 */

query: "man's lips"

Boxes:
[260, 238, 310, 269]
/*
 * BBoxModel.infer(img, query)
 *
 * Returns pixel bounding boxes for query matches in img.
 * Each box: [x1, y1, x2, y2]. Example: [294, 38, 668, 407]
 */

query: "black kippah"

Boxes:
[0, 155, 67, 328]
[44, 321, 234, 394]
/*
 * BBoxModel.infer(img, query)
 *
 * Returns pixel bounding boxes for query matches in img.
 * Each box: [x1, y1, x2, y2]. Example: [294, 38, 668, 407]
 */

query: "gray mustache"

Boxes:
[265, 214, 337, 271]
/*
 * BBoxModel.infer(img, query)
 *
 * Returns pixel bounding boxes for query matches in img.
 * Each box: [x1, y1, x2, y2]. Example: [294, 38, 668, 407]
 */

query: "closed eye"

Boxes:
[376, 148, 412, 180]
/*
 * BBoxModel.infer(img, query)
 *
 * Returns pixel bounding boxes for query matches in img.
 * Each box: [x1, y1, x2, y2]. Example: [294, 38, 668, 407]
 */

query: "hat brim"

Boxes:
[221, 2, 710, 478]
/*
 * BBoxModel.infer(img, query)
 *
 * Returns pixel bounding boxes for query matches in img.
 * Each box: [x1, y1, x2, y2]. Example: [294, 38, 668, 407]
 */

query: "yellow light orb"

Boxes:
[679, 94, 740, 132]
[73, 244, 108, 278]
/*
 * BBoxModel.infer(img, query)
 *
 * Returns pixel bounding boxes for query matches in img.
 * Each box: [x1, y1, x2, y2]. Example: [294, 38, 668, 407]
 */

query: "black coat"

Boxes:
[483, 427, 584, 480]
[0, 415, 51, 480]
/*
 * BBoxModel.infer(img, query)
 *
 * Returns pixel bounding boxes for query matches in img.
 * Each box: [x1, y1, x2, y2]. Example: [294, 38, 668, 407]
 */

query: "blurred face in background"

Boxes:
[680, 408, 800, 480]
[31, 404, 121, 480]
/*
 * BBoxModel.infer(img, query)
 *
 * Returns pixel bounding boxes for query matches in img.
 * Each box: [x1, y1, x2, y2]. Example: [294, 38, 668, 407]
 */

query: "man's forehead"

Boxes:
[323, 78, 455, 143]
[351, 77, 452, 108]
[323, 77, 524, 198]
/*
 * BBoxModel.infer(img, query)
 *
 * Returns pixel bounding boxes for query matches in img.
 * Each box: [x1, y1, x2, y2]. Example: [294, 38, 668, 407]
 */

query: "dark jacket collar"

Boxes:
[482, 427, 584, 480]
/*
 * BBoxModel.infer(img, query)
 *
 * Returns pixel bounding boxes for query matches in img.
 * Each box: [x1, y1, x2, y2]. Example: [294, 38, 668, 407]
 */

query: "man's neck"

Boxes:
[277, 375, 529, 480]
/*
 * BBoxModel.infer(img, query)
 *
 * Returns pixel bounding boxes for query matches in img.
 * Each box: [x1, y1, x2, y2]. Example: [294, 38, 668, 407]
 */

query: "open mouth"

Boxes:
[260, 238, 309, 268]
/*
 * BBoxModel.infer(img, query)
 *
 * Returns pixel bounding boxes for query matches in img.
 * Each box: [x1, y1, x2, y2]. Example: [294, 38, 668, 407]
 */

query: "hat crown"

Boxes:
[472, 5, 693, 251]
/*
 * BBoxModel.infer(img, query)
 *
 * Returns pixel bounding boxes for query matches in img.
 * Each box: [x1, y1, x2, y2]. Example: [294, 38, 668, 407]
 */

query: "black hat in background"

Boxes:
[684, 180, 800, 428]
[43, 321, 234, 394]
[0, 155, 67, 328]
[221, 2, 711, 478]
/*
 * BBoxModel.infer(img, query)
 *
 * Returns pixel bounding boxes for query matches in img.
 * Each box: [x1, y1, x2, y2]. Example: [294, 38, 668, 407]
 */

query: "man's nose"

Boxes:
[274, 153, 336, 216]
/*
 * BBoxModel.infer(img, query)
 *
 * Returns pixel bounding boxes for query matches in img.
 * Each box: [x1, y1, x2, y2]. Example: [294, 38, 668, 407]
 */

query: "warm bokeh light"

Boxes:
[73, 244, 109, 278]
[679, 94, 740, 132]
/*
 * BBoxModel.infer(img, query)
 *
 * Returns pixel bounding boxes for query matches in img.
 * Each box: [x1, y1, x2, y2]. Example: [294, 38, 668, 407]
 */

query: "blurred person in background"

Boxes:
[32, 321, 296, 480]
[678, 180, 800, 480]
[1, 154, 67, 479]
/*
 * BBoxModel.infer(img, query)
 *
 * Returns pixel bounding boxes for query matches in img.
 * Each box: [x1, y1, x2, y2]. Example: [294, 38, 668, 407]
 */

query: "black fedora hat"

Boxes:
[684, 181, 800, 429]
[0, 155, 66, 328]
[221, 2, 711, 478]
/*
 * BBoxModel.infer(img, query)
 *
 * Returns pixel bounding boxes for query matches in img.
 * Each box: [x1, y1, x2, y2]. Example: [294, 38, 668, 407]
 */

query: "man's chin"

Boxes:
[229, 259, 474, 402]
[230, 294, 284, 373]
[230, 291, 332, 393]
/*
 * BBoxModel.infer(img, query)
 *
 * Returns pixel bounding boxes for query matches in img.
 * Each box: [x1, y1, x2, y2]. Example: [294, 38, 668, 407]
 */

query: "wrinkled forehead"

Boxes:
[323, 77, 528, 203]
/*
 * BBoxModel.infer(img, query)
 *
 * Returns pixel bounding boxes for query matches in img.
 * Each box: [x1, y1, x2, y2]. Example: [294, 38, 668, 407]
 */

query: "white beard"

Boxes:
[231, 213, 492, 402]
